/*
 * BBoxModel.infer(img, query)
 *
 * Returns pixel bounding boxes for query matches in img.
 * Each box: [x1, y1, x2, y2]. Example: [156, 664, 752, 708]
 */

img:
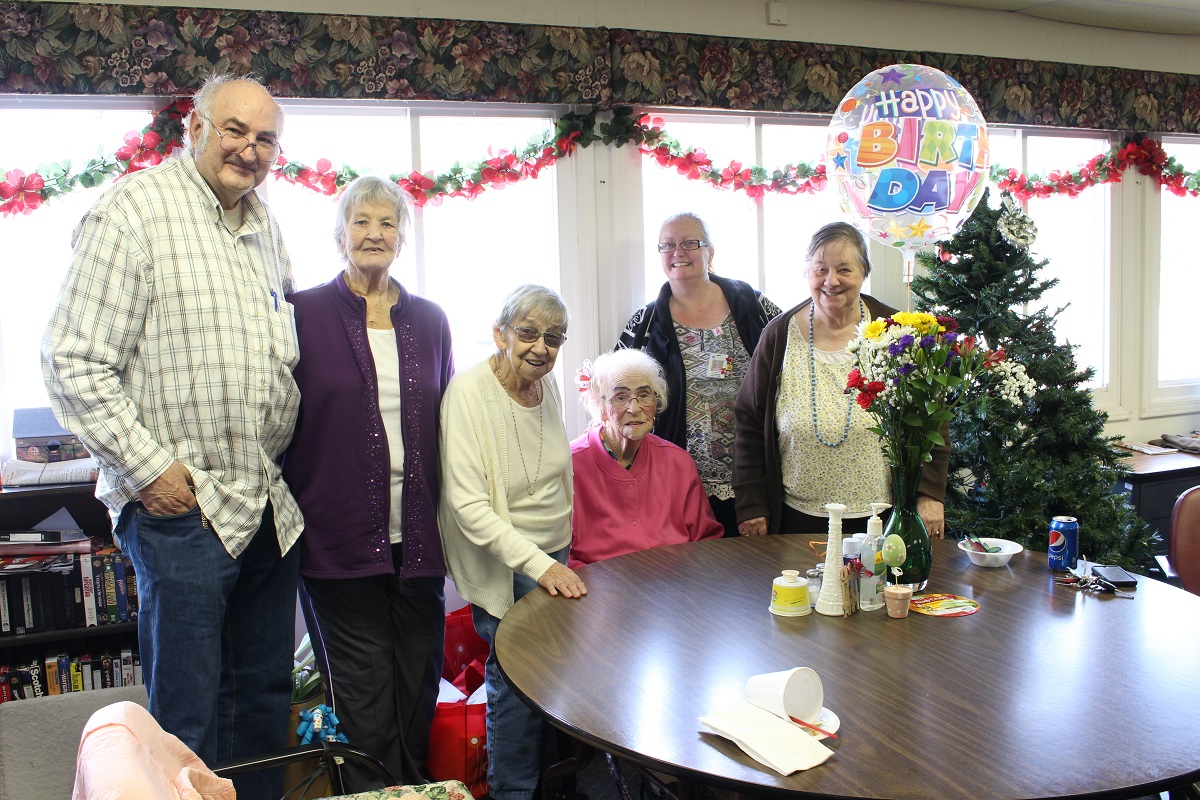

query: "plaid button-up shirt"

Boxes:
[42, 155, 303, 558]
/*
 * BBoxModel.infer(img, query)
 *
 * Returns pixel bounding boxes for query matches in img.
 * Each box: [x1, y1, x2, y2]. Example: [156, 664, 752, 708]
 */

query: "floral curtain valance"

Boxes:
[608, 31, 1200, 132]
[0, 3, 612, 103]
[2, 1, 1200, 133]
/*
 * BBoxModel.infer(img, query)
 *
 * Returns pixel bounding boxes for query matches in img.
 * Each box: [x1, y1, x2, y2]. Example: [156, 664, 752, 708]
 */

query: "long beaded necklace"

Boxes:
[809, 299, 865, 448]
[495, 356, 544, 495]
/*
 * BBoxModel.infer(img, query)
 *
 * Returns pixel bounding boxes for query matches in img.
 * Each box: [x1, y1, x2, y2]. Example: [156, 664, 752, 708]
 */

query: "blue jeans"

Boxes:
[117, 501, 299, 800]
[471, 547, 568, 800]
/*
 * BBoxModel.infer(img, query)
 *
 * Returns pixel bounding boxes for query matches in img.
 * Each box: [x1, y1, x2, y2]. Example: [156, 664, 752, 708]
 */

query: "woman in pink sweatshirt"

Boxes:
[569, 349, 723, 567]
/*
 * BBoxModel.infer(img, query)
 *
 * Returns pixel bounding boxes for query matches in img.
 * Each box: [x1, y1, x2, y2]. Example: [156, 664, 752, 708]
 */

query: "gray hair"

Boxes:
[334, 176, 415, 260]
[581, 349, 669, 421]
[188, 72, 282, 154]
[495, 284, 569, 335]
[805, 221, 871, 277]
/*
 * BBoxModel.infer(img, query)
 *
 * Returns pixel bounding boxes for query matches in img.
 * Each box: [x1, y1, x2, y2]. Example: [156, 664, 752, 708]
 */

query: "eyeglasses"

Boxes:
[199, 112, 283, 163]
[607, 390, 658, 409]
[510, 325, 567, 348]
[657, 239, 709, 253]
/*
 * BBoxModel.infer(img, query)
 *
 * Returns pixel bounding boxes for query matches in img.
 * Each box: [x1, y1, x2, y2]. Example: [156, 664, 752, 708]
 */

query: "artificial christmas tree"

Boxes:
[909, 189, 1156, 568]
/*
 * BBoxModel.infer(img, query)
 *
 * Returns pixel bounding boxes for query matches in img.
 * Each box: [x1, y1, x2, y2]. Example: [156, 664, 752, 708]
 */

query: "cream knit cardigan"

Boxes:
[438, 358, 573, 620]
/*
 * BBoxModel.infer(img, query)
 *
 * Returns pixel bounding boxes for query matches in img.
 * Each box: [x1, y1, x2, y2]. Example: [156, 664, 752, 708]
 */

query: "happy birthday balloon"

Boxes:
[827, 64, 990, 269]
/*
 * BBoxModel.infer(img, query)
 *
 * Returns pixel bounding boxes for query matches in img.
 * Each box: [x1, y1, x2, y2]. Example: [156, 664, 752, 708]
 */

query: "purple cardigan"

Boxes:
[283, 273, 454, 580]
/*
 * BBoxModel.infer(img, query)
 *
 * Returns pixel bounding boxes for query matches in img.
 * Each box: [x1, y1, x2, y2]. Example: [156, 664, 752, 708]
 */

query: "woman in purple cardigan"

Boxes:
[283, 176, 454, 791]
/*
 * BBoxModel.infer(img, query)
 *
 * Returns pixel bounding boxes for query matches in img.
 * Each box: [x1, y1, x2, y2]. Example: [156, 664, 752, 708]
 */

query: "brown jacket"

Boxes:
[733, 295, 950, 532]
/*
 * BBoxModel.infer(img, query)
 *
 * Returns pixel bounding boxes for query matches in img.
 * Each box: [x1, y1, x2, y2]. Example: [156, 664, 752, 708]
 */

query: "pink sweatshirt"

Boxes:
[569, 427, 723, 568]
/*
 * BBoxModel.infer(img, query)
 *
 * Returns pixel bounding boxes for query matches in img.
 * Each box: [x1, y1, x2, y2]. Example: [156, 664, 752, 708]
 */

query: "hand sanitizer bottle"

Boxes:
[860, 502, 890, 611]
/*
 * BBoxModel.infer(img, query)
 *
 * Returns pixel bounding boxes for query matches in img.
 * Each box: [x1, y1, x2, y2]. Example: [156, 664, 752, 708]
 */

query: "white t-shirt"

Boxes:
[367, 327, 405, 543]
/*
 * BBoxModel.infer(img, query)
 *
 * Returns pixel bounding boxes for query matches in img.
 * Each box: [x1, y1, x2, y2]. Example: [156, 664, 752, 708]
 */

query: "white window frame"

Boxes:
[1139, 134, 1200, 418]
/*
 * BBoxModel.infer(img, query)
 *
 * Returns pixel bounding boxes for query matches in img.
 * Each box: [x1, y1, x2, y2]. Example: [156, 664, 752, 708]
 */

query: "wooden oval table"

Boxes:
[495, 536, 1200, 800]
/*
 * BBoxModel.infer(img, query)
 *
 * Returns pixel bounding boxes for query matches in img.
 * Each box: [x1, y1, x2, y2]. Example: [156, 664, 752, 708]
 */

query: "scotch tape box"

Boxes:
[12, 407, 91, 463]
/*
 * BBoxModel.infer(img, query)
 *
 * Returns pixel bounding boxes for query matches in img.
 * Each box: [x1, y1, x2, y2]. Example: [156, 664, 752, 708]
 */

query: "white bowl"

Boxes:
[958, 537, 1023, 567]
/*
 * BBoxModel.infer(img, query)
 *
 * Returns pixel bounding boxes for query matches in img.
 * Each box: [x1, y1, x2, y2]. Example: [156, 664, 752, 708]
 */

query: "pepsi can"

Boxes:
[1048, 516, 1079, 571]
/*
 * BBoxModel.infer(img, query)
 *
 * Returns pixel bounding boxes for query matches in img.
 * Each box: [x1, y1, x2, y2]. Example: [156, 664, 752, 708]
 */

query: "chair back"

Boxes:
[1170, 485, 1200, 596]
[0, 684, 147, 800]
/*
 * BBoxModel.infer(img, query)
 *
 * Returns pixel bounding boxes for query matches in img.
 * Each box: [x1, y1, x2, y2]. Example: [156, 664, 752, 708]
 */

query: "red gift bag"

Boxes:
[427, 695, 488, 798]
[443, 604, 489, 681]
[427, 605, 490, 798]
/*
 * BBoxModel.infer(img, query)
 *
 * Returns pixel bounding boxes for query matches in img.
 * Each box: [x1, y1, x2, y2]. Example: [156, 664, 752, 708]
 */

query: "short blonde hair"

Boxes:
[581, 349, 669, 422]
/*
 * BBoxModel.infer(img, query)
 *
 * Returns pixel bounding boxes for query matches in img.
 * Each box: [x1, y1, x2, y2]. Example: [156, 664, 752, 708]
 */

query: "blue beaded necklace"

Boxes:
[809, 299, 865, 448]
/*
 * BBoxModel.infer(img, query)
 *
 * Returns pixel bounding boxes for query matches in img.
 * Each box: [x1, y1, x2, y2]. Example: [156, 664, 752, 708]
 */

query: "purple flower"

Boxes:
[892, 376, 901, 385]
[899, 363, 916, 375]
[888, 342, 904, 356]
[944, 332, 958, 343]
[900, 334, 915, 348]
[920, 335, 936, 348]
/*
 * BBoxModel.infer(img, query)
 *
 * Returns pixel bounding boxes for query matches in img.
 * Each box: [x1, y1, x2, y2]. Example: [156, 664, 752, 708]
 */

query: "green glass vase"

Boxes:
[884, 463, 932, 590]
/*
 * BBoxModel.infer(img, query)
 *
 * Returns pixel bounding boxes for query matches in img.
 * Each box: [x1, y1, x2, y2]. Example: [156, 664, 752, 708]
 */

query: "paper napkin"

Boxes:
[699, 701, 833, 775]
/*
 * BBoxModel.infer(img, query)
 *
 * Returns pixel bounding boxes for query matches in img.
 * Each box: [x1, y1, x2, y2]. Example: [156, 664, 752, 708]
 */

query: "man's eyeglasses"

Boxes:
[510, 325, 567, 348]
[607, 390, 658, 409]
[657, 240, 709, 253]
[199, 112, 283, 163]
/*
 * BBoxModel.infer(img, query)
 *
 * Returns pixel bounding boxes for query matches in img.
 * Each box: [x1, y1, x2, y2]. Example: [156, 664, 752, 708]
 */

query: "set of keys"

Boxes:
[1054, 570, 1135, 598]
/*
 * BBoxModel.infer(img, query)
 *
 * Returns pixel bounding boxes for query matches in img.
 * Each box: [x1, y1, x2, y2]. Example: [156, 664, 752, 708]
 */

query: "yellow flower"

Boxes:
[891, 311, 939, 334]
[862, 319, 888, 340]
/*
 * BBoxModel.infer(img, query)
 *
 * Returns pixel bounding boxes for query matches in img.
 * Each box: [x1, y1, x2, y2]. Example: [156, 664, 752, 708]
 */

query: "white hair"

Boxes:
[580, 349, 669, 422]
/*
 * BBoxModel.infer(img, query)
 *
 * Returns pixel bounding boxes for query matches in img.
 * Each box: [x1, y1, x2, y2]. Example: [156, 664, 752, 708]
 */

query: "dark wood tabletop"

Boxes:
[495, 536, 1200, 800]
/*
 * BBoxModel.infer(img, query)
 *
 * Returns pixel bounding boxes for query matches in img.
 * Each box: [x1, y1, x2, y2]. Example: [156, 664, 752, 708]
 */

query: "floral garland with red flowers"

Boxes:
[3, 100, 1200, 218]
[1, 100, 191, 217]
[989, 134, 1200, 200]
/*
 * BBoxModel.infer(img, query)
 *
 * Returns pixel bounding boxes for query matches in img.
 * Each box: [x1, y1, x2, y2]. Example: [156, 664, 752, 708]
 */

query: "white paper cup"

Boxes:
[744, 667, 824, 724]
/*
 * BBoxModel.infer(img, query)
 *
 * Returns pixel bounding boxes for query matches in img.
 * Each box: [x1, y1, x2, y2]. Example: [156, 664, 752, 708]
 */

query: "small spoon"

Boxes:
[963, 532, 1000, 554]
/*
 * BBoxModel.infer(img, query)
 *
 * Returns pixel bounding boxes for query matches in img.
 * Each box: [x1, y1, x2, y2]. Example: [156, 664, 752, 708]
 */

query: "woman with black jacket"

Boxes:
[616, 212, 781, 536]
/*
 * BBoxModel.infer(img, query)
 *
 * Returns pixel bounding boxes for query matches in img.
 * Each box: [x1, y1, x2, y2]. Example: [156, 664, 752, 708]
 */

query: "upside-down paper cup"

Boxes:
[744, 667, 824, 724]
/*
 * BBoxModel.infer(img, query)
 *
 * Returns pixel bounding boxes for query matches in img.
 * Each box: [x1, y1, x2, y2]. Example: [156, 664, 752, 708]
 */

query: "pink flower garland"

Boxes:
[3, 99, 1198, 218]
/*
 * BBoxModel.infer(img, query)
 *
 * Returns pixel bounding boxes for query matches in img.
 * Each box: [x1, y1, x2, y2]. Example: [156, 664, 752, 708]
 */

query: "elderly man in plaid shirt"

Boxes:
[43, 73, 301, 799]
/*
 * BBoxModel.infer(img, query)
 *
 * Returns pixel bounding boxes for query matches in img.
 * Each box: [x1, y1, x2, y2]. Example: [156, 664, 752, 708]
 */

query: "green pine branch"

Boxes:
[910, 188, 1157, 569]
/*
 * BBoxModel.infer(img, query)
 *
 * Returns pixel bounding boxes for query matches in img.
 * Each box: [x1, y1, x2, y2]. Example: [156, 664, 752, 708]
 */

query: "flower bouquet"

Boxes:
[846, 311, 1035, 588]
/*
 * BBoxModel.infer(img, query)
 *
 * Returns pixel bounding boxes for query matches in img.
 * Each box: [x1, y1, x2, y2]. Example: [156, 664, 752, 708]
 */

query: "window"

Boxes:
[1158, 138, 1200, 388]
[3, 96, 1198, 460]
[269, 102, 559, 372]
[265, 102, 417, 293]
[639, 115, 759, 300]
[761, 121, 850, 305]
[414, 113, 558, 368]
[986, 129, 1113, 394]
[0, 98, 161, 459]
[638, 113, 861, 312]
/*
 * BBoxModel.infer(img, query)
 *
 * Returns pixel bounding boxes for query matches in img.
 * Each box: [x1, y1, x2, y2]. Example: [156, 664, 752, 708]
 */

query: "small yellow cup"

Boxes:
[771, 570, 811, 616]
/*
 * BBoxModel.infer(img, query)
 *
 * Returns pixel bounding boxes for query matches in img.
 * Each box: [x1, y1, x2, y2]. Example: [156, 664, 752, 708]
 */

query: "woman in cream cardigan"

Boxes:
[438, 284, 586, 800]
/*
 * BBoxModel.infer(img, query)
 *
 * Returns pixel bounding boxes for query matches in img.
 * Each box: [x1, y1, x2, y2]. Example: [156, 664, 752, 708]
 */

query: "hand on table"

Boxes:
[737, 517, 768, 537]
[137, 461, 197, 516]
[538, 562, 587, 599]
[917, 495, 946, 539]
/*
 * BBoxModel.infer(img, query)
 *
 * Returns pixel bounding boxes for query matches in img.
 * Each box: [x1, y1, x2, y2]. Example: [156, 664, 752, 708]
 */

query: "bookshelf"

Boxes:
[0, 622, 138, 652]
[0, 483, 139, 694]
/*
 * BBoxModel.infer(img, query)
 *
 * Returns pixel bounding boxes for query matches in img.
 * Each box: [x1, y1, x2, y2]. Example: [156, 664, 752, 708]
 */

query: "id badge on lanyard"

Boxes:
[704, 326, 734, 378]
